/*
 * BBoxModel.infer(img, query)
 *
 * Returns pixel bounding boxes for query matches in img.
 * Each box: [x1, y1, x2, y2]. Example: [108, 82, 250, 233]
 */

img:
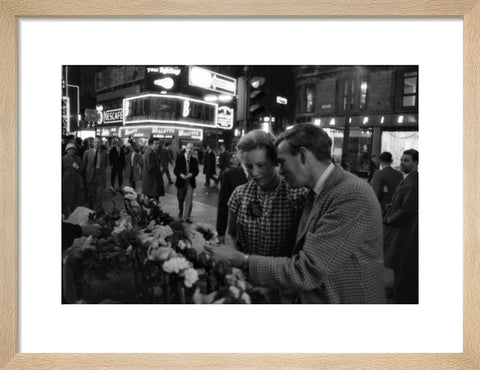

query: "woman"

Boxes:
[62, 142, 83, 217]
[226, 130, 307, 257]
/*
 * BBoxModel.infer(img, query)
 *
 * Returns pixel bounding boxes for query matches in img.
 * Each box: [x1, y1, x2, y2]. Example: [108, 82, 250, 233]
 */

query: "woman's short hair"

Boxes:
[275, 124, 332, 163]
[237, 129, 277, 163]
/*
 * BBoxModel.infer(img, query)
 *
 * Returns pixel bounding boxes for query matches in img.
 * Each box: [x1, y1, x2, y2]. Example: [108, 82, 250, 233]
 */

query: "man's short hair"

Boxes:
[148, 135, 159, 146]
[403, 148, 419, 162]
[237, 129, 277, 163]
[274, 123, 332, 163]
[379, 151, 393, 163]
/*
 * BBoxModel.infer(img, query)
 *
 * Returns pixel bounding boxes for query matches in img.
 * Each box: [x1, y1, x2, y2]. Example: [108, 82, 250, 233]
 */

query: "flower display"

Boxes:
[63, 188, 254, 304]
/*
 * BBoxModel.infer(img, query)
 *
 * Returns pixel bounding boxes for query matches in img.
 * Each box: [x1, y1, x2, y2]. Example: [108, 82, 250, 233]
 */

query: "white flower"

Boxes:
[148, 246, 175, 262]
[183, 268, 199, 288]
[152, 225, 173, 239]
[123, 186, 136, 194]
[177, 240, 187, 250]
[162, 257, 190, 274]
[124, 193, 137, 201]
[130, 200, 139, 207]
[229, 286, 241, 299]
[112, 218, 131, 235]
[241, 292, 251, 304]
[193, 288, 217, 304]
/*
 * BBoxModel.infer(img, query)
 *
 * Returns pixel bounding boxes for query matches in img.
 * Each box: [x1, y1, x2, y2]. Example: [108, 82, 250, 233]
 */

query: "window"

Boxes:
[402, 71, 417, 107]
[306, 85, 314, 113]
[359, 78, 368, 110]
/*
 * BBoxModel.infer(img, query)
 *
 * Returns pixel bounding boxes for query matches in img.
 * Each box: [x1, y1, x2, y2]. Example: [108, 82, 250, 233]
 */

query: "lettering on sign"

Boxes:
[188, 66, 236, 96]
[217, 106, 234, 129]
[147, 67, 181, 75]
[104, 109, 124, 123]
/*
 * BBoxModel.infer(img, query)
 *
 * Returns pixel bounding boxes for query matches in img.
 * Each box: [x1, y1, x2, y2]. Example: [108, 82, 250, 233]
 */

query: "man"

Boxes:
[174, 142, 199, 223]
[159, 141, 174, 185]
[142, 136, 164, 199]
[108, 138, 126, 188]
[207, 124, 385, 304]
[203, 144, 217, 187]
[216, 143, 231, 184]
[370, 151, 404, 214]
[124, 141, 143, 192]
[383, 149, 419, 303]
[215, 161, 248, 244]
[82, 137, 108, 210]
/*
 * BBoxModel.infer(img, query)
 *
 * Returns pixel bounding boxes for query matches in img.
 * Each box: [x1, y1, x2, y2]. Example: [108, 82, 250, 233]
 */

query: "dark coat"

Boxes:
[218, 150, 231, 172]
[142, 147, 164, 198]
[216, 166, 248, 236]
[383, 171, 418, 269]
[371, 165, 404, 212]
[82, 148, 108, 184]
[124, 150, 143, 183]
[108, 146, 126, 169]
[174, 154, 199, 189]
[203, 150, 216, 176]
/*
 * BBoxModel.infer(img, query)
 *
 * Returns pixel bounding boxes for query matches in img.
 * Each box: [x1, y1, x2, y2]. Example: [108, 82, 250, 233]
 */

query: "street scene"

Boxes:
[62, 65, 418, 305]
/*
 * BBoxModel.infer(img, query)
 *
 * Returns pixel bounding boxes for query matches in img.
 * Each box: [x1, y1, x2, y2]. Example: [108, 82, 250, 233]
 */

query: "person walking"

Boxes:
[159, 141, 174, 185]
[203, 144, 217, 187]
[216, 143, 231, 185]
[108, 138, 125, 188]
[124, 141, 143, 192]
[370, 151, 404, 214]
[142, 136, 163, 200]
[82, 137, 108, 210]
[62, 143, 83, 217]
[174, 143, 199, 223]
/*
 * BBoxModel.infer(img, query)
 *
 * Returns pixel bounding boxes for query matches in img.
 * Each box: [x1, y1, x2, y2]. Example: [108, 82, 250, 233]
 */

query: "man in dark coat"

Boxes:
[216, 164, 248, 243]
[142, 136, 164, 199]
[383, 149, 419, 301]
[174, 142, 199, 223]
[108, 139, 126, 188]
[370, 151, 404, 214]
[82, 137, 108, 210]
[159, 141, 174, 185]
[203, 144, 217, 187]
[216, 143, 231, 185]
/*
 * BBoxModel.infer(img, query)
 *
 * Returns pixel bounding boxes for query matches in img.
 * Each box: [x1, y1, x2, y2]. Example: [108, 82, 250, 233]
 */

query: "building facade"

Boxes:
[294, 65, 418, 175]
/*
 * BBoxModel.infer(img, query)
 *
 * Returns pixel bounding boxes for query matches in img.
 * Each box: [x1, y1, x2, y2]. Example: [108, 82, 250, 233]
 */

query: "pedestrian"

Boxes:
[124, 141, 143, 193]
[383, 149, 419, 302]
[108, 138, 126, 188]
[370, 151, 403, 214]
[203, 144, 216, 187]
[174, 142, 199, 223]
[82, 137, 108, 211]
[221, 129, 307, 258]
[159, 141, 174, 185]
[216, 143, 230, 185]
[207, 124, 385, 304]
[142, 136, 163, 200]
[216, 158, 248, 244]
[62, 143, 84, 217]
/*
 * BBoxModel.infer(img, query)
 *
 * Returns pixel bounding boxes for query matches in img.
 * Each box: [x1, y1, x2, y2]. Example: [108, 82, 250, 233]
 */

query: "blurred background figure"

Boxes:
[124, 141, 143, 193]
[62, 143, 84, 218]
[203, 144, 217, 187]
[370, 151, 403, 215]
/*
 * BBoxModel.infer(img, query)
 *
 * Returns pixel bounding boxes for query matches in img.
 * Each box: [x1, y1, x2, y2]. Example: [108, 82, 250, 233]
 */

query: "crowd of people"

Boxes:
[62, 124, 418, 304]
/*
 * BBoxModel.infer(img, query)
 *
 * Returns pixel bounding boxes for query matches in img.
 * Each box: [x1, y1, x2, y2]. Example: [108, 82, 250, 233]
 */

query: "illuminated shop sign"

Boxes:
[188, 66, 236, 96]
[96, 127, 119, 137]
[62, 96, 70, 132]
[217, 106, 234, 129]
[146, 66, 182, 75]
[104, 108, 123, 123]
[123, 94, 217, 128]
[118, 125, 203, 141]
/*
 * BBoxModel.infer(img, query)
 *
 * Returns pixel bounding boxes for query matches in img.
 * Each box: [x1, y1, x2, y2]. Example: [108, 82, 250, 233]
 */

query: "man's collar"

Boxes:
[312, 163, 335, 195]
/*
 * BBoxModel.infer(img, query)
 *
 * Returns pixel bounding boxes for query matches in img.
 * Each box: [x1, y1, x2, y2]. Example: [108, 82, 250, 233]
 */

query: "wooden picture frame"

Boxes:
[1, 1, 479, 368]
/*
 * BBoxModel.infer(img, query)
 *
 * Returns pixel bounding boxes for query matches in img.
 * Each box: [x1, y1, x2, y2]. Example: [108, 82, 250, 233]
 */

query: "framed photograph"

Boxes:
[1, 1, 479, 368]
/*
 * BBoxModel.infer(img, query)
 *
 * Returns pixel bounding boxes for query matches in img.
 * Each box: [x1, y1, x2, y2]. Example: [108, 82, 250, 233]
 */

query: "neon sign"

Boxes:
[217, 106, 234, 129]
[118, 125, 203, 141]
[189, 66, 236, 96]
[123, 94, 217, 128]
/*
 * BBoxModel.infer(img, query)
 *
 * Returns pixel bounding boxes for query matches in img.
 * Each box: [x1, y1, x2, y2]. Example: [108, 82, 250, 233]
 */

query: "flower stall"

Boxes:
[62, 187, 256, 304]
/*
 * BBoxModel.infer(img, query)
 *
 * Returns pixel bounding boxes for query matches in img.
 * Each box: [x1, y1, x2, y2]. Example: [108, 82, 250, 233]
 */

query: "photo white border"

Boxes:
[18, 18, 463, 353]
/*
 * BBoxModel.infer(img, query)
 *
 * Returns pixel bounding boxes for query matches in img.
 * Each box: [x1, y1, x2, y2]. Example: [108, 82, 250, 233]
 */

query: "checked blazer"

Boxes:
[248, 165, 386, 304]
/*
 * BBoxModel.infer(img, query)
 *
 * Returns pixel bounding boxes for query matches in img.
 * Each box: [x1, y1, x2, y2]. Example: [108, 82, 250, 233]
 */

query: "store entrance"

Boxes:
[345, 127, 374, 178]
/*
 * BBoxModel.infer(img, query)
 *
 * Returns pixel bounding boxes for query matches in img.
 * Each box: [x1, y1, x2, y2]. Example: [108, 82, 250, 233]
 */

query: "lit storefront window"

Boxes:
[359, 78, 368, 110]
[381, 131, 419, 168]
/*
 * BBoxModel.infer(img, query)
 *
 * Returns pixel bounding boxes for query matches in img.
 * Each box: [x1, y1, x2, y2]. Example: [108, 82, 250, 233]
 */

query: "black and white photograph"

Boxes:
[61, 65, 419, 305]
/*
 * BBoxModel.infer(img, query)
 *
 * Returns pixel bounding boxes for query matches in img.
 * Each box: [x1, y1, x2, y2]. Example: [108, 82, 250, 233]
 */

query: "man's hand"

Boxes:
[81, 224, 102, 238]
[204, 244, 245, 268]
